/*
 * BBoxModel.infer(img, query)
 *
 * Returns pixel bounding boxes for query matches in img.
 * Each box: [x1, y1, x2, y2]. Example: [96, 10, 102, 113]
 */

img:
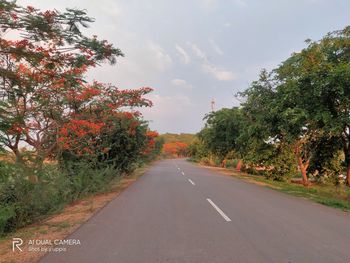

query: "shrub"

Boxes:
[200, 157, 211, 165]
[225, 159, 238, 168]
[0, 161, 122, 237]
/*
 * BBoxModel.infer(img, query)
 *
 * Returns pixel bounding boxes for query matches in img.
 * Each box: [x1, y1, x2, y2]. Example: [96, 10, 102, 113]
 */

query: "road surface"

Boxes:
[40, 159, 350, 263]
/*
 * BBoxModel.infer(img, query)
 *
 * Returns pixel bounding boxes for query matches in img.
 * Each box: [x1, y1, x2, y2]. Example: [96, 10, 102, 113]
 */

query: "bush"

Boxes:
[0, 205, 15, 235]
[264, 146, 298, 181]
[200, 157, 211, 165]
[0, 164, 69, 234]
[0, 160, 123, 237]
[225, 159, 238, 168]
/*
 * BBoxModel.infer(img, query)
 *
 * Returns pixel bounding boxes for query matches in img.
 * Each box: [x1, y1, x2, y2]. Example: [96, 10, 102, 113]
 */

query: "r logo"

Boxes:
[12, 238, 23, 252]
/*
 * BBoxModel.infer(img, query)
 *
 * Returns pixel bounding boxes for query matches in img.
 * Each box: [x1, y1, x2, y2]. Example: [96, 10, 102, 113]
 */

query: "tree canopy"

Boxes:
[191, 26, 350, 186]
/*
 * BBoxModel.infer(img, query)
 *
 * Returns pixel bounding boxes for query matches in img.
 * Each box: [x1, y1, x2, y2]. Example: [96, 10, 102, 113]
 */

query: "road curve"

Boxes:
[39, 159, 350, 263]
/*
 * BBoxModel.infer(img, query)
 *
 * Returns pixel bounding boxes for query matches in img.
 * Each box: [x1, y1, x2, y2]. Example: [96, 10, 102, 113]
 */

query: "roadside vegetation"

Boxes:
[159, 133, 194, 158]
[189, 26, 350, 209]
[0, 163, 154, 263]
[0, 1, 163, 237]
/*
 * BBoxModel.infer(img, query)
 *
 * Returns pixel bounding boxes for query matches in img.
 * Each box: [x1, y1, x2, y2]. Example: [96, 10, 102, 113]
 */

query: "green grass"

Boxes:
[213, 166, 350, 211]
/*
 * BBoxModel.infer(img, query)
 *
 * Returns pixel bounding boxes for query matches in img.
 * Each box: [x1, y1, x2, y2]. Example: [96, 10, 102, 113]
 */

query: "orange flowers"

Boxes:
[58, 119, 105, 153]
[141, 130, 159, 154]
[162, 142, 189, 157]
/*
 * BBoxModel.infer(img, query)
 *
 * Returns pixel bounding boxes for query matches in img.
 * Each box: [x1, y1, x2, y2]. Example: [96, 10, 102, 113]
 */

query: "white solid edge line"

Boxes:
[206, 198, 232, 222]
[188, 179, 195, 186]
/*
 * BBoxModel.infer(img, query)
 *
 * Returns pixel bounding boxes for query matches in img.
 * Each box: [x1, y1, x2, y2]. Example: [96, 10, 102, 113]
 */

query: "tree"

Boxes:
[0, 1, 122, 165]
[237, 70, 278, 168]
[162, 142, 188, 157]
[238, 70, 299, 181]
[188, 137, 208, 161]
[275, 27, 350, 185]
[0, 2, 154, 182]
[199, 107, 243, 161]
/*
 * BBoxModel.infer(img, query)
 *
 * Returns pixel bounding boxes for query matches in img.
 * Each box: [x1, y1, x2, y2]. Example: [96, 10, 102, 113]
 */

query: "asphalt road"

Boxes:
[39, 159, 350, 263]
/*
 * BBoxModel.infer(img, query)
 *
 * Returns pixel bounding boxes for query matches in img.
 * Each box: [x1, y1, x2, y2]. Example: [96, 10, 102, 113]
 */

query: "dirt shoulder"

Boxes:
[0, 163, 154, 263]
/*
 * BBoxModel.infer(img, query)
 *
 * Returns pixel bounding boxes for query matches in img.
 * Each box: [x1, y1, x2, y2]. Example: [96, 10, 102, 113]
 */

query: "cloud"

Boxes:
[171, 78, 193, 89]
[200, 0, 217, 8]
[148, 42, 173, 71]
[188, 42, 236, 81]
[88, 40, 173, 89]
[209, 39, 224, 55]
[189, 43, 207, 60]
[141, 94, 193, 118]
[140, 93, 197, 133]
[175, 44, 191, 64]
[202, 64, 235, 81]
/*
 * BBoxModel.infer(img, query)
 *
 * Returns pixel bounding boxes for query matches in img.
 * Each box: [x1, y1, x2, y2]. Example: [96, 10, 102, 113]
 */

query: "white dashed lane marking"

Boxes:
[188, 179, 195, 186]
[207, 198, 231, 222]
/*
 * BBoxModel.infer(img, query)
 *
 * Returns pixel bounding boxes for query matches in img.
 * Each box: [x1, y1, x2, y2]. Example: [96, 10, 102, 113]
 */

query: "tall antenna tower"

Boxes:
[211, 98, 215, 112]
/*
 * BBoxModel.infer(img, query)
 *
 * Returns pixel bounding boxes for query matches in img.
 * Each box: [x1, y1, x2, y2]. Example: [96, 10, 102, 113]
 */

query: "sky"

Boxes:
[17, 0, 350, 133]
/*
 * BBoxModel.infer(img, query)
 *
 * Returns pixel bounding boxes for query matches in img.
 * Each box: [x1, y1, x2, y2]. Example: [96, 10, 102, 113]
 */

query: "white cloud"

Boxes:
[175, 44, 191, 64]
[171, 78, 193, 89]
[88, 41, 173, 89]
[142, 94, 193, 118]
[140, 93, 197, 133]
[223, 22, 232, 28]
[188, 42, 236, 81]
[148, 42, 173, 71]
[189, 43, 207, 60]
[209, 39, 224, 55]
[202, 64, 235, 81]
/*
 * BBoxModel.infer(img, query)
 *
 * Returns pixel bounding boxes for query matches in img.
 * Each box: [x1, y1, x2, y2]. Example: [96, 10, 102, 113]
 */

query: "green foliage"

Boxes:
[187, 138, 208, 161]
[0, 205, 15, 235]
[194, 26, 350, 185]
[0, 163, 69, 234]
[0, 160, 126, 236]
[199, 107, 243, 160]
[99, 116, 148, 173]
[263, 144, 298, 181]
[225, 159, 238, 168]
[308, 136, 344, 184]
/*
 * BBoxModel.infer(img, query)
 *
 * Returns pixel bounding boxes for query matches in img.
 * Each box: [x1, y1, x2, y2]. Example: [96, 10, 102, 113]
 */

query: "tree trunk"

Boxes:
[11, 147, 24, 165]
[344, 146, 350, 186]
[236, 159, 242, 172]
[298, 158, 309, 186]
[221, 159, 227, 168]
[295, 144, 309, 186]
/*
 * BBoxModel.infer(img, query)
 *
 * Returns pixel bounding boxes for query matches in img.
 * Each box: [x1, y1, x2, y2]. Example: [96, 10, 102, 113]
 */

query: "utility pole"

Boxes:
[211, 98, 215, 112]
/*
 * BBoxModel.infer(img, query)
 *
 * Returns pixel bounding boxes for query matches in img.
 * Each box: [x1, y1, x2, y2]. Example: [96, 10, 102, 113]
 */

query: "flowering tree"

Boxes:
[162, 142, 189, 157]
[59, 110, 154, 173]
[0, 2, 154, 181]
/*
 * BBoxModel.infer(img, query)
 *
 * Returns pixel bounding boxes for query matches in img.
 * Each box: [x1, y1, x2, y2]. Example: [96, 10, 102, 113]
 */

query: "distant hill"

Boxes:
[160, 133, 196, 144]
